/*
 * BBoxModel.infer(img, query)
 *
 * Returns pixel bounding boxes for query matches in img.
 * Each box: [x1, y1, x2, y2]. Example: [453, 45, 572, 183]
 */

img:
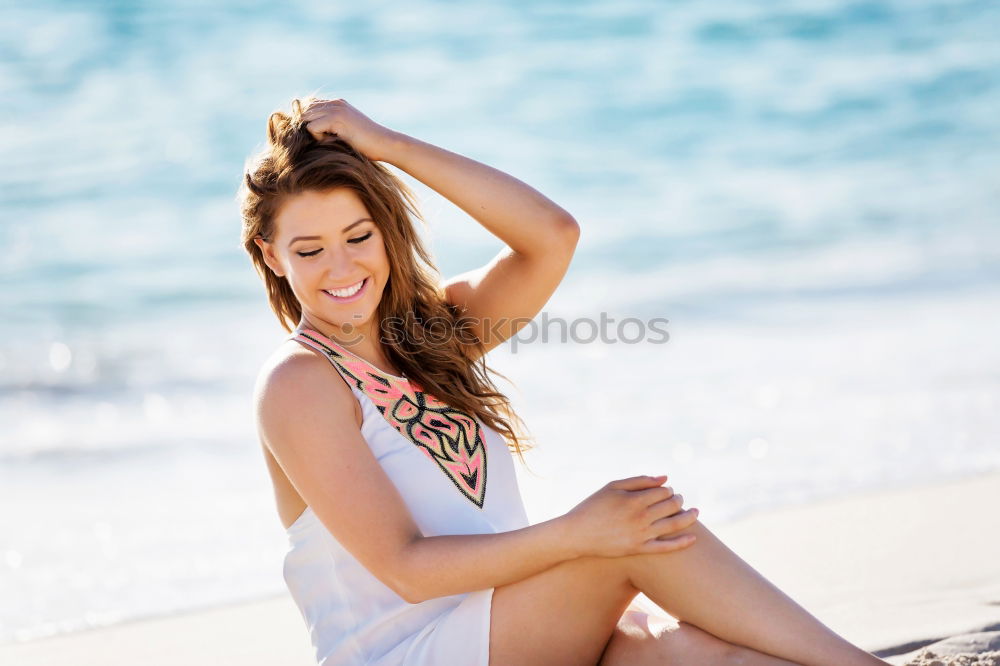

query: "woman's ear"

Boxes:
[254, 237, 286, 277]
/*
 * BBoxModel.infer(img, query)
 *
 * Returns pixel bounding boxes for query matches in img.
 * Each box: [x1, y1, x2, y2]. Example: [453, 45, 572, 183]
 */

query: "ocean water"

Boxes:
[2, 0, 999, 644]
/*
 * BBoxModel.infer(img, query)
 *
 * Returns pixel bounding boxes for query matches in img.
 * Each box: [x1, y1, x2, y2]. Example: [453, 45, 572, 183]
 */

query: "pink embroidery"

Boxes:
[291, 329, 488, 509]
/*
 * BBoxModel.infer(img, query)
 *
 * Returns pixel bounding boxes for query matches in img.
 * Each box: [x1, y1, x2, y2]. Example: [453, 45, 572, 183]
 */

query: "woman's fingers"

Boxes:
[638, 485, 676, 505]
[642, 531, 698, 553]
[609, 475, 668, 492]
[641, 492, 684, 520]
[299, 100, 343, 140]
[646, 507, 700, 541]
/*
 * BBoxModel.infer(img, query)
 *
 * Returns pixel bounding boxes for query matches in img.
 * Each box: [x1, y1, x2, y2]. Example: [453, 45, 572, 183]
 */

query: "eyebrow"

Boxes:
[287, 218, 372, 247]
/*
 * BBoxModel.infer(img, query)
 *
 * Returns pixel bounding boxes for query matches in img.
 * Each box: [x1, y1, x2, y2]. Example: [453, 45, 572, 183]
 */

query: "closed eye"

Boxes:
[295, 232, 373, 258]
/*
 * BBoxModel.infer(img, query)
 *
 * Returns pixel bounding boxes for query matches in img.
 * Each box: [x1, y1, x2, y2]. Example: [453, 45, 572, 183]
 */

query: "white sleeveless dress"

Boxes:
[282, 327, 531, 665]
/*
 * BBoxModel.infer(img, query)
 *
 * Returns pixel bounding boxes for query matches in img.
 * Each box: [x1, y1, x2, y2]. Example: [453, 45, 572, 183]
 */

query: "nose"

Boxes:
[324, 246, 357, 279]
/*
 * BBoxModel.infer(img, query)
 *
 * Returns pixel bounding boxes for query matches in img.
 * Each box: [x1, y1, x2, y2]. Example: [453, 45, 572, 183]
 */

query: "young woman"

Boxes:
[239, 97, 890, 666]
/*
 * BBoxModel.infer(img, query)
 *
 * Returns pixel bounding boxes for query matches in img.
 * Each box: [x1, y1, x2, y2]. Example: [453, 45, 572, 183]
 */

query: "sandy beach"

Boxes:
[2, 469, 997, 665]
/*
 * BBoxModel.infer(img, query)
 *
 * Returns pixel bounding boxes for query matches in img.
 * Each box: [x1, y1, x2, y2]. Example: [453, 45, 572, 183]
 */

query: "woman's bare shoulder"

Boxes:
[256, 339, 331, 390]
[253, 339, 361, 428]
[255, 339, 318, 387]
[260, 338, 321, 369]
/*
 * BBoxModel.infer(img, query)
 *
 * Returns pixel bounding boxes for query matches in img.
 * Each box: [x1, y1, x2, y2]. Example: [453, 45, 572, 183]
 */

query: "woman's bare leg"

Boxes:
[489, 517, 886, 665]
[490, 552, 764, 665]
[601, 610, 805, 665]
[490, 547, 814, 665]
[621, 518, 888, 666]
[489, 555, 641, 665]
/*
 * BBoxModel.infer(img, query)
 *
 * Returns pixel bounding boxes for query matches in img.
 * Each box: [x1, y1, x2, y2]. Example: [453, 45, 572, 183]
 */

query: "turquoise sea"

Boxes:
[2, 0, 999, 644]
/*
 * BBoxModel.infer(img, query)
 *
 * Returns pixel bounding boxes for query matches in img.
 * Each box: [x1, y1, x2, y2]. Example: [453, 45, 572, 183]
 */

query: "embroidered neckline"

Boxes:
[292, 327, 407, 381]
[288, 326, 489, 509]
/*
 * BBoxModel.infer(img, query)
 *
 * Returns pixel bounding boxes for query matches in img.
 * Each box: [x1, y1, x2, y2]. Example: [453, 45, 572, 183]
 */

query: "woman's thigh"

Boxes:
[488, 555, 639, 666]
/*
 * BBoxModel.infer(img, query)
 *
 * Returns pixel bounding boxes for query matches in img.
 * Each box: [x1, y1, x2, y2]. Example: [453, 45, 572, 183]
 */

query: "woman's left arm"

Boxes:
[381, 131, 581, 355]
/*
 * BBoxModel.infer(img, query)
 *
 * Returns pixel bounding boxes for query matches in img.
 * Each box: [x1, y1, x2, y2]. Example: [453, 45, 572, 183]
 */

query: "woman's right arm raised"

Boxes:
[255, 354, 699, 604]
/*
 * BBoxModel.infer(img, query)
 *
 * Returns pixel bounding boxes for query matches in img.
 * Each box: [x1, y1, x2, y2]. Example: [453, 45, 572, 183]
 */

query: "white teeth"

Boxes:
[325, 279, 365, 298]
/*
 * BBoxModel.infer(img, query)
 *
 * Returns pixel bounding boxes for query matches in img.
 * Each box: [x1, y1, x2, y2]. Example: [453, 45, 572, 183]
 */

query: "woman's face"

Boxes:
[255, 187, 390, 338]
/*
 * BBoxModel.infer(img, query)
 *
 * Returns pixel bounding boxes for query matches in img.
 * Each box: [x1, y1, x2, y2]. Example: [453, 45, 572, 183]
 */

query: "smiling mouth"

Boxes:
[322, 277, 369, 302]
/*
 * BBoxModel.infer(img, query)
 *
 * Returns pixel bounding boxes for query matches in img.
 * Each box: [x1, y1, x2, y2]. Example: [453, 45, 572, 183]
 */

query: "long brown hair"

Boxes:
[236, 96, 535, 466]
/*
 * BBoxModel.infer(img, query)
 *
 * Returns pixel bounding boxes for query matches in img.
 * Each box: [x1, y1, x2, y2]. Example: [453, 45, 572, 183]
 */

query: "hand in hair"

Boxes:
[298, 97, 399, 162]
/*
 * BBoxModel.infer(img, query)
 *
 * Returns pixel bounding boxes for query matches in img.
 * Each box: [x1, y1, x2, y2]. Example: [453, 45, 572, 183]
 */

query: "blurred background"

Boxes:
[2, 0, 998, 647]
